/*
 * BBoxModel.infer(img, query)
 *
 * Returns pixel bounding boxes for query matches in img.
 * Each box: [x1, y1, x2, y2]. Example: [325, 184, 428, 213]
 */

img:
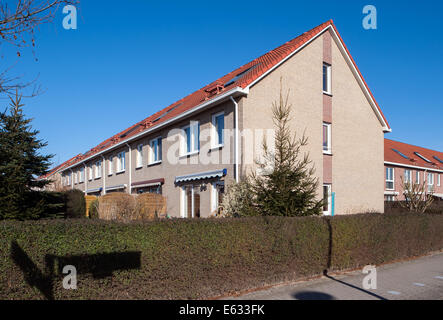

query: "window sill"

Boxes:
[94, 177, 101, 180]
[135, 166, 143, 170]
[179, 151, 199, 159]
[108, 173, 113, 176]
[210, 145, 224, 152]
[116, 170, 125, 175]
[323, 91, 332, 97]
[148, 161, 162, 167]
[323, 150, 332, 156]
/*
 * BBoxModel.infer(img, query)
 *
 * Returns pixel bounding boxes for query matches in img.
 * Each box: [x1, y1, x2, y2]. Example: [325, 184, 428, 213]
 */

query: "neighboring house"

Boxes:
[54, 20, 390, 217]
[384, 139, 443, 201]
[38, 154, 83, 191]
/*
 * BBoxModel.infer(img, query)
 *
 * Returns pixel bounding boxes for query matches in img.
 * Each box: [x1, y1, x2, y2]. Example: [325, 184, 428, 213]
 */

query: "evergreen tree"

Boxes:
[0, 91, 52, 219]
[249, 84, 324, 216]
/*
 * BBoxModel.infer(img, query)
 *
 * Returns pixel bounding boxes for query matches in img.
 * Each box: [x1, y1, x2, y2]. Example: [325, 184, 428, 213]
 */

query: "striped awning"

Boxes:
[86, 187, 102, 193]
[106, 184, 127, 192]
[131, 178, 164, 189]
[175, 169, 227, 183]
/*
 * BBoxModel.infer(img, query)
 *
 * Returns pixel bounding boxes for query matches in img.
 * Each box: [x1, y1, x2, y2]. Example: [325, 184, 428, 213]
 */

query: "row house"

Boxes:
[47, 20, 391, 217]
[384, 139, 443, 201]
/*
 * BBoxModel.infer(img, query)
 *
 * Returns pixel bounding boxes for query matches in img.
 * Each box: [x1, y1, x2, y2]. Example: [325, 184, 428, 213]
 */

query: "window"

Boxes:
[322, 123, 331, 154]
[149, 137, 162, 164]
[414, 152, 432, 163]
[433, 156, 443, 164]
[404, 169, 412, 184]
[79, 167, 84, 183]
[415, 170, 420, 184]
[182, 121, 200, 155]
[136, 144, 144, 168]
[95, 160, 102, 179]
[392, 149, 409, 160]
[386, 167, 394, 190]
[180, 185, 200, 218]
[74, 171, 78, 184]
[438, 174, 441, 187]
[211, 112, 224, 147]
[323, 63, 331, 94]
[385, 195, 395, 202]
[427, 173, 434, 192]
[108, 156, 113, 175]
[88, 166, 93, 180]
[211, 181, 225, 214]
[117, 152, 125, 173]
[323, 184, 332, 215]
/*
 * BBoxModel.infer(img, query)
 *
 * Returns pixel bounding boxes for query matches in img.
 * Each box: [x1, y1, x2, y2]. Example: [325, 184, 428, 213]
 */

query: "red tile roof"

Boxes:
[38, 154, 82, 180]
[385, 139, 443, 171]
[57, 20, 389, 171]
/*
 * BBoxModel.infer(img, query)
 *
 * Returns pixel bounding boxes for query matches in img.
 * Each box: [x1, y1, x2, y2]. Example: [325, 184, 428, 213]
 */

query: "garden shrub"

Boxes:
[89, 199, 99, 219]
[65, 189, 86, 219]
[0, 212, 442, 300]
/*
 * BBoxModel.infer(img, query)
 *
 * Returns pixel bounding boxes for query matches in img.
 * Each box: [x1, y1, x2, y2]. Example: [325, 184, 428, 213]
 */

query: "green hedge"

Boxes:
[0, 212, 442, 300]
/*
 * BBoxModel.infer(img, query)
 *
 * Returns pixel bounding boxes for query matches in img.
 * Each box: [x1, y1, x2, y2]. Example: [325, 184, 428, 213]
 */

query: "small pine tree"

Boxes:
[0, 91, 53, 219]
[249, 83, 324, 216]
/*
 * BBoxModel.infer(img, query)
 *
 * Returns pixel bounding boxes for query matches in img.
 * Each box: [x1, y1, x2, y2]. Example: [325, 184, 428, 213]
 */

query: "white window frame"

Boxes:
[211, 182, 219, 213]
[211, 112, 224, 148]
[180, 185, 194, 218]
[117, 151, 126, 173]
[88, 165, 93, 181]
[181, 121, 200, 156]
[79, 167, 84, 183]
[322, 122, 331, 154]
[438, 174, 441, 187]
[136, 144, 144, 168]
[74, 171, 78, 184]
[323, 184, 332, 215]
[95, 160, 102, 179]
[386, 167, 394, 190]
[108, 156, 113, 176]
[149, 137, 162, 164]
[415, 170, 420, 184]
[427, 172, 434, 192]
[404, 169, 412, 184]
[323, 63, 331, 95]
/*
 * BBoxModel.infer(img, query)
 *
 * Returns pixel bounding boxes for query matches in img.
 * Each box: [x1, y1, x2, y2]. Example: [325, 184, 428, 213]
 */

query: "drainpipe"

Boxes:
[125, 143, 132, 194]
[230, 96, 239, 183]
[101, 155, 106, 195]
[84, 163, 87, 194]
[70, 169, 74, 189]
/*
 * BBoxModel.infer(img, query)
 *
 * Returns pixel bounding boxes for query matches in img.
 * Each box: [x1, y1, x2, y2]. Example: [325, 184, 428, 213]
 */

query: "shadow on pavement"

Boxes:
[323, 273, 388, 300]
[293, 291, 335, 300]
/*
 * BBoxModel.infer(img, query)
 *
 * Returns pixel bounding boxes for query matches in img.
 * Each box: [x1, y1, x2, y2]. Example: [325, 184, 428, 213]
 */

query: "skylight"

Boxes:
[433, 156, 443, 164]
[414, 152, 432, 163]
[152, 103, 183, 123]
[224, 64, 260, 87]
[392, 148, 409, 160]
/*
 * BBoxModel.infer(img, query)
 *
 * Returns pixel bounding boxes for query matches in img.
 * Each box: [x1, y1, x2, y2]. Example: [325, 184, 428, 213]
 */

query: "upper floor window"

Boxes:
[438, 174, 441, 187]
[95, 160, 102, 179]
[88, 166, 93, 181]
[108, 156, 113, 175]
[182, 121, 200, 155]
[322, 122, 331, 154]
[415, 170, 420, 184]
[79, 167, 84, 183]
[212, 112, 224, 148]
[323, 63, 331, 94]
[404, 169, 412, 184]
[149, 137, 162, 164]
[117, 151, 125, 173]
[136, 144, 144, 168]
[386, 167, 394, 190]
[74, 171, 78, 184]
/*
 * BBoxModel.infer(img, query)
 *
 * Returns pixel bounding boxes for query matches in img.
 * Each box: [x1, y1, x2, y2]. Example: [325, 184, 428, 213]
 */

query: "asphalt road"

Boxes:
[229, 252, 443, 300]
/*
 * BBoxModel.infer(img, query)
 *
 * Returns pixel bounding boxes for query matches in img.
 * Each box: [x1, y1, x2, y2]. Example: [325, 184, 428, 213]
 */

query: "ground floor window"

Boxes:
[136, 185, 162, 194]
[211, 181, 225, 215]
[181, 185, 201, 218]
[385, 195, 395, 201]
[323, 184, 332, 215]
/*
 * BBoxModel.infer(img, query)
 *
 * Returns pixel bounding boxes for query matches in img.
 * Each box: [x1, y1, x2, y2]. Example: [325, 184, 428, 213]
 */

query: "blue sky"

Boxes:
[2, 0, 442, 166]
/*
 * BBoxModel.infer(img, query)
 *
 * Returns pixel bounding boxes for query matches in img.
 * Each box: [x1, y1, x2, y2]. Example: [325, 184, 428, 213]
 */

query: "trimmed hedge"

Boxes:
[0, 212, 442, 300]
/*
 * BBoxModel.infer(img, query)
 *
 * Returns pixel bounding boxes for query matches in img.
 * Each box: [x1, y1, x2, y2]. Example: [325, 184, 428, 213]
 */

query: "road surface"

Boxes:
[229, 252, 443, 300]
